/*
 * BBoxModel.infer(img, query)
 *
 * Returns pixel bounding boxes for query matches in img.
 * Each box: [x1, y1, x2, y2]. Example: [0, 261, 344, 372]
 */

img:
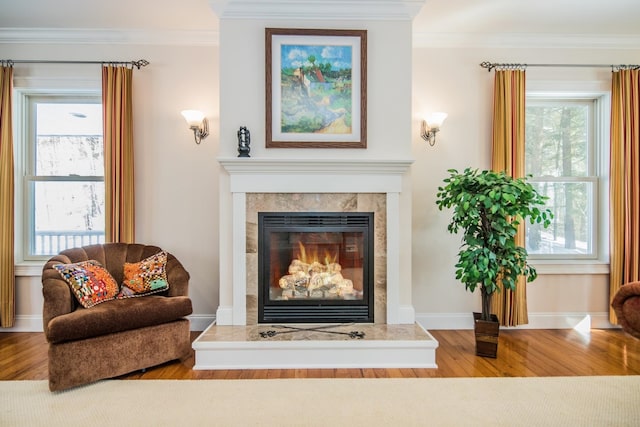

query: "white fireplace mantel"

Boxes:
[217, 157, 414, 326]
[219, 157, 413, 193]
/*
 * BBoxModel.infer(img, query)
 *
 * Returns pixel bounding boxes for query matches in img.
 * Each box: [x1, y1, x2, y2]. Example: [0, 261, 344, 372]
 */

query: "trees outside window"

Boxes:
[22, 95, 105, 258]
[525, 97, 600, 259]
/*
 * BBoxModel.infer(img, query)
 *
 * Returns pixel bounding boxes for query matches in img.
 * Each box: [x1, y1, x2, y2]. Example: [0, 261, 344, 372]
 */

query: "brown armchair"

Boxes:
[42, 243, 193, 391]
[611, 281, 640, 340]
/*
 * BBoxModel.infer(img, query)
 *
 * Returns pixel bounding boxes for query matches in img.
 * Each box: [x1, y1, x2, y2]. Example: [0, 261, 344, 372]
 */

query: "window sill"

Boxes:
[15, 262, 46, 277]
[530, 261, 609, 275]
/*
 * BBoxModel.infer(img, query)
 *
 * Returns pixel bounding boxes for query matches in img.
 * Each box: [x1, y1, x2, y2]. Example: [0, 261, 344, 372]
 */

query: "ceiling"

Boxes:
[1, 0, 639, 40]
[413, 0, 640, 36]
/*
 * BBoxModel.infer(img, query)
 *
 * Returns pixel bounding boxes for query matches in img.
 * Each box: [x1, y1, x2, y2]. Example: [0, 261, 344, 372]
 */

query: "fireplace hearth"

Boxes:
[258, 212, 374, 323]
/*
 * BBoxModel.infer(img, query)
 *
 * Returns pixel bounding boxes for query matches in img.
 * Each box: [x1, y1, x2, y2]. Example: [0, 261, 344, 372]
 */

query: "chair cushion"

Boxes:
[53, 260, 119, 308]
[118, 251, 170, 299]
[45, 295, 193, 344]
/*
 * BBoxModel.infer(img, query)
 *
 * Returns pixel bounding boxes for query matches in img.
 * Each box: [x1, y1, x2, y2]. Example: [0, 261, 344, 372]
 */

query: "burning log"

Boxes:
[335, 278, 354, 296]
[288, 259, 309, 275]
[308, 261, 324, 275]
[278, 258, 354, 298]
[278, 270, 308, 289]
[326, 263, 341, 273]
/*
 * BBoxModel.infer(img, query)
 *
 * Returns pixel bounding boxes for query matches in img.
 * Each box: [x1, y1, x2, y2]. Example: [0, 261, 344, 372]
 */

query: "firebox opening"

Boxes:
[258, 212, 374, 323]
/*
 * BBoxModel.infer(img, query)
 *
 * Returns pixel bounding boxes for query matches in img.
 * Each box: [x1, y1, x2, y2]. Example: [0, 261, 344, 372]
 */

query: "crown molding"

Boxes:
[209, 0, 426, 21]
[0, 28, 219, 46]
[3, 28, 637, 50]
[414, 32, 640, 50]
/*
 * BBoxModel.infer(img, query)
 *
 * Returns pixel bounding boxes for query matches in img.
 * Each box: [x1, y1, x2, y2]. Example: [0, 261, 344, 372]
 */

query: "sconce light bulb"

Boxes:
[181, 110, 209, 144]
[181, 110, 205, 127]
[421, 112, 447, 147]
[425, 112, 448, 128]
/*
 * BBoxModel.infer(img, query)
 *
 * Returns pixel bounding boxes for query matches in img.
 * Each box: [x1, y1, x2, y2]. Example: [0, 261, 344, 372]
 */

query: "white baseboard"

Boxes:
[0, 315, 43, 332]
[416, 313, 474, 330]
[416, 312, 617, 330]
[189, 314, 216, 331]
[0, 314, 216, 332]
[1, 312, 616, 332]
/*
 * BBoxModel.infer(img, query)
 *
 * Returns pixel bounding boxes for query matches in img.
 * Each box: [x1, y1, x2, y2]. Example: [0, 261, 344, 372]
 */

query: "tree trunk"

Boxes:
[480, 287, 492, 321]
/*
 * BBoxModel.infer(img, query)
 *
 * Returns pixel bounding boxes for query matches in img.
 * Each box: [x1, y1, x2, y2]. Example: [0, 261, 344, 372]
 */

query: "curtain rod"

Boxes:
[480, 61, 640, 72]
[0, 59, 149, 69]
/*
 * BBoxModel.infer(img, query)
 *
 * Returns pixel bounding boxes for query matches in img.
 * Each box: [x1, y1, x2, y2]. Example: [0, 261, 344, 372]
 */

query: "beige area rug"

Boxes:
[2, 376, 639, 426]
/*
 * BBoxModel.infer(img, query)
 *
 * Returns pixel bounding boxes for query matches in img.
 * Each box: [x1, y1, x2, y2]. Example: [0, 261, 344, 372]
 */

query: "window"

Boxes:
[524, 95, 606, 260]
[21, 94, 105, 259]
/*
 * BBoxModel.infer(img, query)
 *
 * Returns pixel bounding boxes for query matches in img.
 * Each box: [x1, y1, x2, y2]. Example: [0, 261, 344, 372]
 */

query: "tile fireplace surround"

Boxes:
[192, 158, 438, 370]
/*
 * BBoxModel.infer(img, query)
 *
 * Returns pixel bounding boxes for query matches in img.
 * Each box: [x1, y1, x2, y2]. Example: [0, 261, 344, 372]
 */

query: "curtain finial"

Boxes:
[480, 62, 526, 72]
[101, 60, 149, 70]
[613, 64, 640, 72]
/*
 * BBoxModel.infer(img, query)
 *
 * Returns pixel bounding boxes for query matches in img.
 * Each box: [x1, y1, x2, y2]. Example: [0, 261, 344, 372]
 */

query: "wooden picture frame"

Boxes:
[266, 28, 367, 148]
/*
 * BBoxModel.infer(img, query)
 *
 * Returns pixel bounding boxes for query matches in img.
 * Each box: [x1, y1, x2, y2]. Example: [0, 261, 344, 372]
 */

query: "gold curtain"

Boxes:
[490, 69, 528, 326]
[102, 66, 135, 243]
[0, 65, 15, 327]
[610, 68, 640, 323]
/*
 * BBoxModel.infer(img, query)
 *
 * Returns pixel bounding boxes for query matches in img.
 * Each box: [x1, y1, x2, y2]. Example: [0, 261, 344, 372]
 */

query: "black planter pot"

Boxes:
[473, 312, 499, 358]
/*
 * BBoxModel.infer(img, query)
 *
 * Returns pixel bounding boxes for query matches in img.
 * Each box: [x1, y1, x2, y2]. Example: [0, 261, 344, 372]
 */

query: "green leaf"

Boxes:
[434, 167, 552, 317]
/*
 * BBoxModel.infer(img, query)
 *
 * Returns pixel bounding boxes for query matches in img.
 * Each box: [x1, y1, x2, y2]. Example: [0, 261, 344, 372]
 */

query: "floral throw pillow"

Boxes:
[54, 260, 119, 308]
[118, 251, 169, 299]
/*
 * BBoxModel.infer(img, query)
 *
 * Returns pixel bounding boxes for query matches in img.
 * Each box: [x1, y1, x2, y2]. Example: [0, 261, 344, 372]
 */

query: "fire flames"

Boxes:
[278, 242, 354, 298]
[295, 241, 337, 266]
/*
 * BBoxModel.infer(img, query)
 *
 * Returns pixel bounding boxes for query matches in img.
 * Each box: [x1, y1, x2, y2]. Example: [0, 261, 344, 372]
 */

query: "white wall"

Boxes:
[216, 18, 416, 324]
[4, 27, 639, 332]
[4, 42, 220, 331]
[411, 45, 639, 329]
[218, 19, 413, 159]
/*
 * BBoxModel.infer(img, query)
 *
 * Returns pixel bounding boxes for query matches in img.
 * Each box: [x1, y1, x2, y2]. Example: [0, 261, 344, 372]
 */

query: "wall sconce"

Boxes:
[181, 110, 209, 144]
[420, 112, 447, 146]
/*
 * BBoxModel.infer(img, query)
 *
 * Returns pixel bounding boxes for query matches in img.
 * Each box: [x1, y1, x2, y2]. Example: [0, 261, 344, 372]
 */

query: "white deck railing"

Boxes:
[35, 230, 105, 255]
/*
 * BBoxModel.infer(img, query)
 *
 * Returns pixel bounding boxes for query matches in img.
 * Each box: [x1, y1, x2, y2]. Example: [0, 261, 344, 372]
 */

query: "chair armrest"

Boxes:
[612, 281, 640, 340]
[166, 253, 190, 297]
[42, 255, 76, 335]
[612, 280, 640, 309]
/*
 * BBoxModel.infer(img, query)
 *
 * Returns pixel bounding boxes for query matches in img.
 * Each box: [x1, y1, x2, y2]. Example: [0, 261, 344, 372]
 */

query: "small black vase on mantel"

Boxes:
[237, 126, 250, 158]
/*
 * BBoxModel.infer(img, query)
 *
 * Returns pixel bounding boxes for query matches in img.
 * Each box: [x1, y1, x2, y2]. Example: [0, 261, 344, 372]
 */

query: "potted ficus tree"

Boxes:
[435, 168, 552, 357]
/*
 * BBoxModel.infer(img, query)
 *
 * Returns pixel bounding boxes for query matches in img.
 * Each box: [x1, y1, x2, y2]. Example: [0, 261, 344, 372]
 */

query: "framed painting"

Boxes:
[265, 28, 367, 148]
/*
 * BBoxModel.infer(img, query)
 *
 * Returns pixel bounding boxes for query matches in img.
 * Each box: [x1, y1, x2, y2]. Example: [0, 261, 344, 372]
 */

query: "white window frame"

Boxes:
[525, 89, 610, 274]
[14, 89, 104, 262]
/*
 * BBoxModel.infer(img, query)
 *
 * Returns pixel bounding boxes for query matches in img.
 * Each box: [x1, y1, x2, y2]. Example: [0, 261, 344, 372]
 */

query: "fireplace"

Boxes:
[195, 159, 439, 370]
[215, 158, 414, 326]
[258, 212, 374, 323]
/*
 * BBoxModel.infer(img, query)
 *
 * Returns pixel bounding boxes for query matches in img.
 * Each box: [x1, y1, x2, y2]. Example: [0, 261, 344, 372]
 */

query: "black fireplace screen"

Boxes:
[258, 212, 374, 323]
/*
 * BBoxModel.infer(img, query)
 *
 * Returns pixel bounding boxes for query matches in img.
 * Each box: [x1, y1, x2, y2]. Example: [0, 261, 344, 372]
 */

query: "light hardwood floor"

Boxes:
[1, 329, 639, 380]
